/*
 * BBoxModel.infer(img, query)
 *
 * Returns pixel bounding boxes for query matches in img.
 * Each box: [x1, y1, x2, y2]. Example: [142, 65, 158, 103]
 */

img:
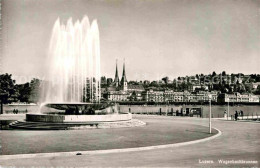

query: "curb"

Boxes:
[0, 127, 222, 160]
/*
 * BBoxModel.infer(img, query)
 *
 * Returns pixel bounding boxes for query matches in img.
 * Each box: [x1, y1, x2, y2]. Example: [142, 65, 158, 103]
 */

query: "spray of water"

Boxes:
[41, 16, 101, 103]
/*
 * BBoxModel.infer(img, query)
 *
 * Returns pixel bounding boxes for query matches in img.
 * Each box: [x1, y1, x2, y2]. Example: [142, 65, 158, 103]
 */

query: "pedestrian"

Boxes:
[13, 109, 15, 114]
[240, 110, 244, 117]
[235, 111, 238, 121]
[224, 110, 227, 118]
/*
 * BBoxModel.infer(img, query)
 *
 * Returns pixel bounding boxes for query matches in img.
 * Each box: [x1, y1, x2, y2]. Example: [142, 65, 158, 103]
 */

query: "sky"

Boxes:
[1, 0, 260, 83]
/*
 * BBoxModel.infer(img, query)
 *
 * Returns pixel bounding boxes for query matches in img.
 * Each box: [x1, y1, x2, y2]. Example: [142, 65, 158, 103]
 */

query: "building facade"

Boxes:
[218, 93, 260, 103]
[142, 90, 218, 103]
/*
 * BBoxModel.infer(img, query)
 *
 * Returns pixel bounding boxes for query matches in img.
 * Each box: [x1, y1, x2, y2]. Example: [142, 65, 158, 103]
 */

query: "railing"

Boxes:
[131, 110, 203, 117]
[230, 113, 259, 121]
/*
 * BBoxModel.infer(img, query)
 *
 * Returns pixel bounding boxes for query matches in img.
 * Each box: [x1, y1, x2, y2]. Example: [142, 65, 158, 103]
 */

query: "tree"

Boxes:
[213, 83, 221, 91]
[101, 76, 107, 86]
[254, 85, 260, 95]
[178, 82, 190, 91]
[129, 91, 137, 101]
[234, 82, 246, 93]
[171, 79, 178, 90]
[221, 71, 226, 76]
[149, 81, 159, 87]
[0, 73, 16, 103]
[196, 74, 199, 80]
[256, 75, 260, 82]
[17, 83, 31, 102]
[245, 84, 253, 93]
[162, 77, 169, 84]
[128, 81, 138, 85]
[29, 78, 41, 103]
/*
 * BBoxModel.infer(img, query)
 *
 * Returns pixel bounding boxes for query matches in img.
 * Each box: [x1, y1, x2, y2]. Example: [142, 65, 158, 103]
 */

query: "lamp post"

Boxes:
[227, 97, 229, 120]
[0, 96, 3, 115]
[208, 94, 212, 134]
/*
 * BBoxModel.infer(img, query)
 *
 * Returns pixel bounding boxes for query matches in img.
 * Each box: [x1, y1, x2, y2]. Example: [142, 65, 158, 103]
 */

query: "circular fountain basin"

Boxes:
[26, 113, 132, 123]
[10, 102, 141, 130]
[10, 113, 137, 130]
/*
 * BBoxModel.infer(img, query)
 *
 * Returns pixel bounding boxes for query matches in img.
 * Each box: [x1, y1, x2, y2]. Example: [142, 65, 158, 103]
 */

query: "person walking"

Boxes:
[224, 110, 227, 118]
[235, 111, 238, 121]
[240, 110, 244, 117]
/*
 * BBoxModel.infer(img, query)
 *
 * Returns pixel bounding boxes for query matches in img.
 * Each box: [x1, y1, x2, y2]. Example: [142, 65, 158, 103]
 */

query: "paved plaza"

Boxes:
[0, 115, 259, 167]
[1, 115, 216, 155]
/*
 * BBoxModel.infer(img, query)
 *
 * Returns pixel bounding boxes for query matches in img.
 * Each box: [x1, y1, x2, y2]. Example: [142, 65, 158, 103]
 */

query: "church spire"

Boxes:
[121, 59, 127, 91]
[121, 58, 127, 83]
[114, 59, 119, 86]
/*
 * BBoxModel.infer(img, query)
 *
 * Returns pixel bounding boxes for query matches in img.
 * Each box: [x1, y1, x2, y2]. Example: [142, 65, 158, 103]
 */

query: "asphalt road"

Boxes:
[0, 115, 259, 167]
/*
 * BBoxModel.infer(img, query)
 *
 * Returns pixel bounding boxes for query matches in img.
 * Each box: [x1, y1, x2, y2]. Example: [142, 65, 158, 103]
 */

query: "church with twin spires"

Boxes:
[114, 60, 128, 91]
[104, 60, 145, 101]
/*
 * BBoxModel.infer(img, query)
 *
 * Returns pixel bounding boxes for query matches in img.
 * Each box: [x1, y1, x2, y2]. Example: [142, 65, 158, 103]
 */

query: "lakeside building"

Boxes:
[105, 90, 129, 101]
[142, 90, 164, 102]
[142, 90, 259, 104]
[194, 91, 218, 102]
[142, 90, 218, 103]
[218, 93, 260, 103]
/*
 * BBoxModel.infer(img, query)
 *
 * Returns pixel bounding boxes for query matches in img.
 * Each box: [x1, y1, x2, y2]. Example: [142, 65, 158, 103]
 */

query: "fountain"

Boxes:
[9, 16, 145, 130]
[43, 16, 100, 103]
